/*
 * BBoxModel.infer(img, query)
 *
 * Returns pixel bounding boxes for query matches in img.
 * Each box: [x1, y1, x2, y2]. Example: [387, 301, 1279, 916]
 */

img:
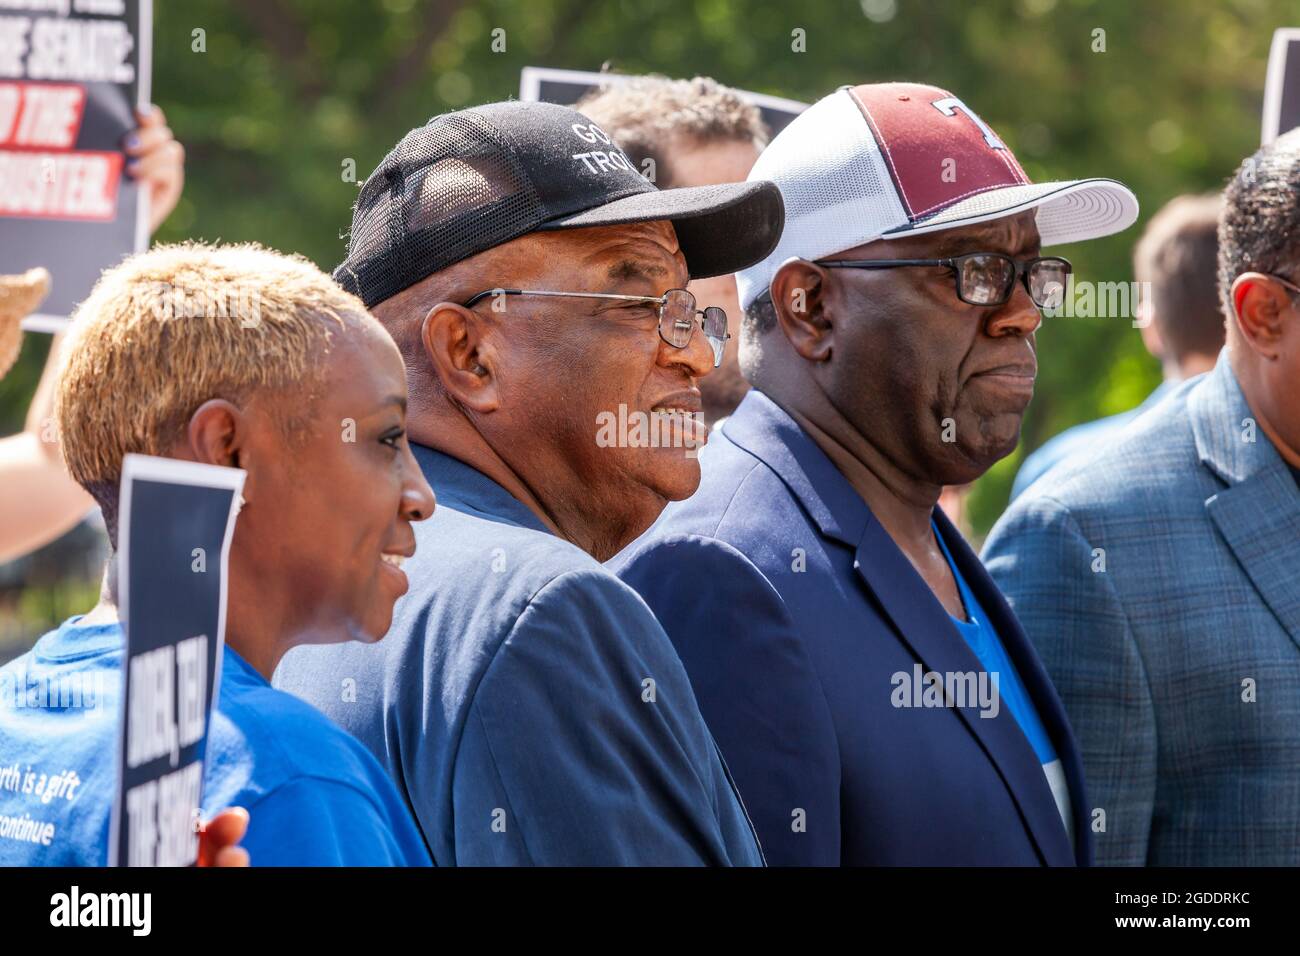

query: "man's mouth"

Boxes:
[647, 396, 709, 453]
[973, 363, 1037, 379]
[380, 552, 406, 570]
[650, 388, 703, 416]
[971, 365, 1037, 391]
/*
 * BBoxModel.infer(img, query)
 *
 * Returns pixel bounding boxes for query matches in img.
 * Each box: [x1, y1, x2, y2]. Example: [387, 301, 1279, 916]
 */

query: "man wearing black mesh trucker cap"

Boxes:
[274, 100, 783, 865]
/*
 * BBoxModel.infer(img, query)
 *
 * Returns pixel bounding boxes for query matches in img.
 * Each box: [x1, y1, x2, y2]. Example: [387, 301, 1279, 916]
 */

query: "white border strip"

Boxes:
[19, 312, 70, 333]
[107, 453, 246, 867]
[1262, 28, 1300, 145]
[134, 0, 153, 255]
[519, 65, 809, 116]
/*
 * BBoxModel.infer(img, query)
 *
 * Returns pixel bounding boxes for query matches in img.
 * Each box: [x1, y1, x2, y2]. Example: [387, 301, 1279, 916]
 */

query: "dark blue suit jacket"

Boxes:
[275, 445, 762, 866]
[611, 390, 1090, 866]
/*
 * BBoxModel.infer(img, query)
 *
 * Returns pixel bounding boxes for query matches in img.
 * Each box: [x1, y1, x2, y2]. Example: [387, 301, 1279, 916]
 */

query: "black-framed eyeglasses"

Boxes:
[461, 287, 730, 367]
[816, 253, 1073, 310]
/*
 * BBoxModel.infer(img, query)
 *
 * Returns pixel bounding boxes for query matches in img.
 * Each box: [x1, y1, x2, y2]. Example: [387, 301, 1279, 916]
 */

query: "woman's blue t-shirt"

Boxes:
[0, 616, 431, 866]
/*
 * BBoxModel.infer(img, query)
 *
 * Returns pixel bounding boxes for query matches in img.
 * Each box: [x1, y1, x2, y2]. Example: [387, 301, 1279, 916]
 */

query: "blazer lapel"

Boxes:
[853, 515, 1075, 865]
[1190, 358, 1300, 648]
[721, 391, 871, 545]
[939, 512, 1091, 865]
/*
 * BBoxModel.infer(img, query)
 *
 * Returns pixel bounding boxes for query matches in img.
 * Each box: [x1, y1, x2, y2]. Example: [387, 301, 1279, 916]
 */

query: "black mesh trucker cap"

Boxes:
[333, 100, 785, 308]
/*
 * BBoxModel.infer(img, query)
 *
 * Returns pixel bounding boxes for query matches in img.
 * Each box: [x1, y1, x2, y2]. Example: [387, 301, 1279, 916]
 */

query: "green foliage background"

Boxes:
[0, 0, 1289, 536]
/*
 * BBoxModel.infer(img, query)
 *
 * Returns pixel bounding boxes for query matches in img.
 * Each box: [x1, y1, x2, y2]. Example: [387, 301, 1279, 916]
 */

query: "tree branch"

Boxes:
[373, 0, 468, 102]
[230, 0, 325, 102]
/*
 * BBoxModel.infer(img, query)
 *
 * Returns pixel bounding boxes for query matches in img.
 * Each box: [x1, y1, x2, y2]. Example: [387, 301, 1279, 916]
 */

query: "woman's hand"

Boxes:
[124, 105, 186, 235]
[196, 807, 251, 867]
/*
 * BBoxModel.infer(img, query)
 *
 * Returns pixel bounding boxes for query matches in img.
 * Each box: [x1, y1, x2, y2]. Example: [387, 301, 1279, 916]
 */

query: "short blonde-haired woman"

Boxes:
[0, 242, 436, 865]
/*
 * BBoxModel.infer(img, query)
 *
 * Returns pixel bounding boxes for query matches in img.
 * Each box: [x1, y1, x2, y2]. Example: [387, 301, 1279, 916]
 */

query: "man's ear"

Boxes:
[421, 302, 499, 413]
[770, 259, 833, 362]
[1231, 272, 1290, 361]
[1137, 302, 1164, 360]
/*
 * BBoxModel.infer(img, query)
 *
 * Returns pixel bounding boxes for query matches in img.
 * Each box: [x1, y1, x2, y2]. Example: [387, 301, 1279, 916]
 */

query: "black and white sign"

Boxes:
[520, 65, 808, 137]
[108, 454, 244, 868]
[1, 0, 152, 332]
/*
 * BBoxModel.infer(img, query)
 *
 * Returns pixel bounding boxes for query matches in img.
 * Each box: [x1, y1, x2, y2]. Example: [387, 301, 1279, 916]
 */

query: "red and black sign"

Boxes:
[0, 0, 150, 328]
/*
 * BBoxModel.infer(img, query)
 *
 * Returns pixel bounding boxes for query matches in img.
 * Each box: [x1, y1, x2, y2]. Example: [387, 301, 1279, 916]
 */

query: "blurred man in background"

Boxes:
[614, 82, 1138, 865]
[580, 76, 768, 425]
[984, 131, 1300, 865]
[1011, 193, 1224, 499]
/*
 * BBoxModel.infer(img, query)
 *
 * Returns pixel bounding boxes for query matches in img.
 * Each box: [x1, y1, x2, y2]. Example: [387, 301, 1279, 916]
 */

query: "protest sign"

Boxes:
[1, 0, 152, 332]
[1263, 27, 1300, 144]
[108, 454, 243, 867]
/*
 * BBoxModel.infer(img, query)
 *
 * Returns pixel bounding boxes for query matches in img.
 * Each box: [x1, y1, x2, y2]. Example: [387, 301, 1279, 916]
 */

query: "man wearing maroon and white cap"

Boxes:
[612, 83, 1138, 866]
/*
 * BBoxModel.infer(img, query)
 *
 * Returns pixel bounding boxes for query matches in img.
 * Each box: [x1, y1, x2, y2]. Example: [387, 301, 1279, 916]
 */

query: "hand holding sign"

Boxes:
[125, 105, 184, 234]
[110, 454, 245, 868]
[0, 0, 149, 330]
[197, 807, 250, 867]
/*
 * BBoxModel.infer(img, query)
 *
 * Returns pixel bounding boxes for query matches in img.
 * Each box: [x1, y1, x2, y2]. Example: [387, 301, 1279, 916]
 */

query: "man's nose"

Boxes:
[658, 316, 717, 377]
[986, 280, 1043, 337]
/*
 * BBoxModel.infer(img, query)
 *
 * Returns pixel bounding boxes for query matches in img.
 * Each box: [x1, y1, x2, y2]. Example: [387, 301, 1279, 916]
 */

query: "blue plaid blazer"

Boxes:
[984, 354, 1300, 865]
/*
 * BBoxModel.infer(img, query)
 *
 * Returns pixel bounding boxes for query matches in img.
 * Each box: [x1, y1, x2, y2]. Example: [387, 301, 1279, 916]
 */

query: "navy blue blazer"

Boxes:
[611, 390, 1090, 866]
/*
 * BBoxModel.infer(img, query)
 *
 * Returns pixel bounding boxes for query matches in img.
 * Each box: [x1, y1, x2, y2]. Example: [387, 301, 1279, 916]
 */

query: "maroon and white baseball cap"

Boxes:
[736, 82, 1139, 310]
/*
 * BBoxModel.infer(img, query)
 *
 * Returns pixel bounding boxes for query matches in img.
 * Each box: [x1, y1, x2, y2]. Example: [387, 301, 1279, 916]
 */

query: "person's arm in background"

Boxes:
[0, 107, 184, 564]
[0, 329, 94, 564]
[982, 494, 1157, 866]
[451, 568, 757, 866]
[616, 534, 842, 866]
